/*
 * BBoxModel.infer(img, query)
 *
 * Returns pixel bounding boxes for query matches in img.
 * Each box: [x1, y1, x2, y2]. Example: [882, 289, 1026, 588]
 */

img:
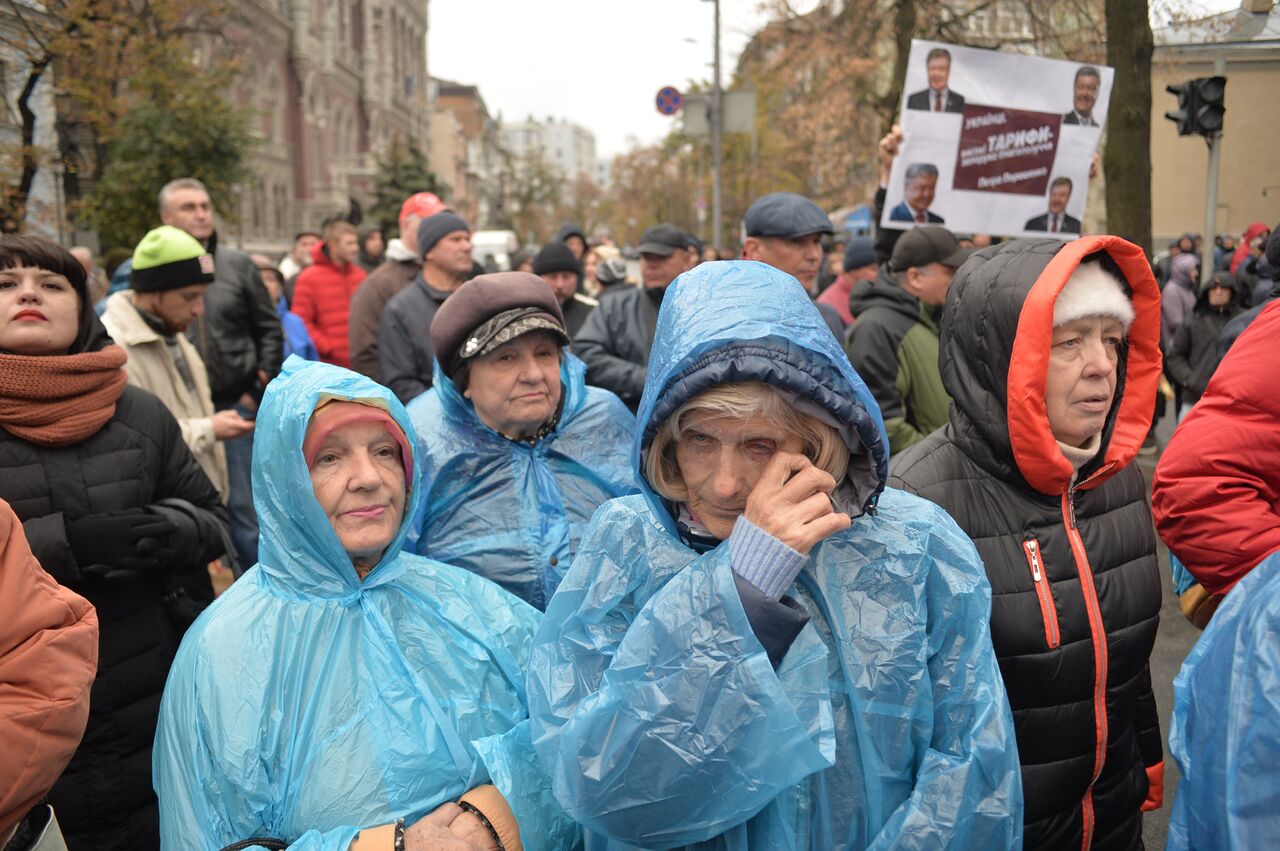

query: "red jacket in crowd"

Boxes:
[291, 240, 367, 368]
[1152, 299, 1280, 595]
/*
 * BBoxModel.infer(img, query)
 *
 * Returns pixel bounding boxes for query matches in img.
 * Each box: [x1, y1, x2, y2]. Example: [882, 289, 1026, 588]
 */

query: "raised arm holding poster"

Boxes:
[883, 40, 1113, 239]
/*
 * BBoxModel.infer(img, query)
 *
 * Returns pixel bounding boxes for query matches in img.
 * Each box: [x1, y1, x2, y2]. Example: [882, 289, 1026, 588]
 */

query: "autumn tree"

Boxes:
[0, 0, 234, 233]
[367, 137, 448, 239]
[83, 73, 253, 250]
[498, 149, 565, 245]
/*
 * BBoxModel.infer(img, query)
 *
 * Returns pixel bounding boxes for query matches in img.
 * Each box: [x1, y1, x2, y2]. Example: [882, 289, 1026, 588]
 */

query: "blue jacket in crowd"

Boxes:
[1166, 550, 1280, 850]
[527, 261, 1023, 850]
[406, 354, 640, 609]
[277, 295, 319, 361]
[153, 358, 577, 850]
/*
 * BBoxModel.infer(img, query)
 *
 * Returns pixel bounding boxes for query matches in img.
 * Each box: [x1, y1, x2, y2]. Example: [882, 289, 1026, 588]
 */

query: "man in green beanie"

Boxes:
[102, 225, 254, 500]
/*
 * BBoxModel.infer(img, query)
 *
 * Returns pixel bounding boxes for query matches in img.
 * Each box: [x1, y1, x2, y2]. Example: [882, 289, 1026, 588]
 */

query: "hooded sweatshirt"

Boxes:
[890, 236, 1165, 850]
[153, 357, 578, 850]
[291, 240, 367, 368]
[527, 260, 1022, 850]
[1162, 252, 1199, 347]
[1165, 273, 1243, 401]
[407, 353, 641, 610]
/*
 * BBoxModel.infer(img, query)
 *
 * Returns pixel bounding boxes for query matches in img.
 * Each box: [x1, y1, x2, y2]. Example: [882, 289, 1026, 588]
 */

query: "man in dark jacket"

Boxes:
[379, 211, 472, 403]
[573, 223, 687, 410]
[348, 192, 448, 381]
[161, 177, 282, 571]
[890, 236, 1166, 850]
[533, 241, 597, 337]
[845, 226, 970, 454]
[1165, 271, 1242, 407]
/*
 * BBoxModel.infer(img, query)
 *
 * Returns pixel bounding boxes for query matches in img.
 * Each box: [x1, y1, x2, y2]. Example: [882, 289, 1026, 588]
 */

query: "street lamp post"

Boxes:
[711, 0, 722, 253]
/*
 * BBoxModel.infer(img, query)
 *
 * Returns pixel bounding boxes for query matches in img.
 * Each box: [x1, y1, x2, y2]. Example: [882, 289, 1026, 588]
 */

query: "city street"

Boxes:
[1138, 403, 1201, 850]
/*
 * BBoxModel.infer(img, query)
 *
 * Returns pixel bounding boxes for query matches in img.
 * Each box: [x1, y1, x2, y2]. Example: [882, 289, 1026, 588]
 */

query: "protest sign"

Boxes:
[882, 40, 1113, 239]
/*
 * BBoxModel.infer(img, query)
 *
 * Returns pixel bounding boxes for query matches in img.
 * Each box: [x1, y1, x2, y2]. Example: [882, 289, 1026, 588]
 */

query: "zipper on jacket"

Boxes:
[1062, 486, 1109, 851]
[1022, 532, 1060, 649]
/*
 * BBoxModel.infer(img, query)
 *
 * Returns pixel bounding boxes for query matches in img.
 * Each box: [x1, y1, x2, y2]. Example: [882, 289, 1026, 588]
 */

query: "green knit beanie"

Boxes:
[130, 225, 216, 292]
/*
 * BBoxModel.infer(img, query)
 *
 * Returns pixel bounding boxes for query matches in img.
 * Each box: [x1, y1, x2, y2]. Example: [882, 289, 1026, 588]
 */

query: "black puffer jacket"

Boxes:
[185, 232, 284, 408]
[889, 237, 1165, 851]
[1, 346, 229, 848]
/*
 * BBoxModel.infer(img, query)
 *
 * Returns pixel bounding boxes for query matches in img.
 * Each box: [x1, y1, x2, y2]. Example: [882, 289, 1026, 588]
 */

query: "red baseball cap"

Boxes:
[399, 193, 449, 230]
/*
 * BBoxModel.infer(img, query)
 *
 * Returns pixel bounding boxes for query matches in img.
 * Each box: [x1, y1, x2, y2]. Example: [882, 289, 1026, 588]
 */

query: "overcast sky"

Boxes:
[428, 0, 1243, 160]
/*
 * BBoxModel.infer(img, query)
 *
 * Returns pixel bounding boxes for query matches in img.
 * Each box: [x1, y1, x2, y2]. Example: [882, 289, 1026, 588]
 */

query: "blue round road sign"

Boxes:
[656, 86, 683, 116]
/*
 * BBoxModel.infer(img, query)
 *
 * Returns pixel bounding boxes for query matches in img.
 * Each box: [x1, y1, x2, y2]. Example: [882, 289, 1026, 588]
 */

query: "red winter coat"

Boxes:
[291, 241, 366, 368]
[1152, 299, 1280, 595]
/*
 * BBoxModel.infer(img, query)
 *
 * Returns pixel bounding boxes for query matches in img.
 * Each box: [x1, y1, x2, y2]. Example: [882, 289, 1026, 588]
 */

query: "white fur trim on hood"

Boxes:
[1053, 261, 1135, 330]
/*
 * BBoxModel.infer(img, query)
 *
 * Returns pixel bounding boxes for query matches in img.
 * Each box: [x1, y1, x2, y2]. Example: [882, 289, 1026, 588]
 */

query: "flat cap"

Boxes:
[743, 192, 834, 238]
[637, 224, 688, 257]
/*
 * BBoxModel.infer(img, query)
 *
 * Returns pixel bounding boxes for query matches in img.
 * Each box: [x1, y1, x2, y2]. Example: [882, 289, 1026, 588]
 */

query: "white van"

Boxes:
[470, 230, 520, 271]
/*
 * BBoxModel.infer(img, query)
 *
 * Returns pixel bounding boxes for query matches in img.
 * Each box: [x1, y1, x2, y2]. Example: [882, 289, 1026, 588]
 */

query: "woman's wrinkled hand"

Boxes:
[744, 452, 851, 555]
[447, 809, 500, 851]
[402, 802, 495, 850]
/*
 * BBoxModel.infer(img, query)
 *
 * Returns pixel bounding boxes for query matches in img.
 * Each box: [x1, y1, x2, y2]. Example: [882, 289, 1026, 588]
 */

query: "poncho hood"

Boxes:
[253, 355, 422, 598]
[634, 260, 889, 529]
[940, 236, 1161, 496]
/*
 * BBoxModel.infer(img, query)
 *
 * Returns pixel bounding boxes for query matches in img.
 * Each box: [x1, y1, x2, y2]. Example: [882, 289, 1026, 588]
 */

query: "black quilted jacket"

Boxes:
[889, 237, 1165, 851]
[1, 378, 229, 850]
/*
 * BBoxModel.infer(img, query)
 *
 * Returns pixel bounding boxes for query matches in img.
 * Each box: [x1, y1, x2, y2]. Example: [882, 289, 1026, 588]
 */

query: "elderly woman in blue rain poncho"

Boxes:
[527, 260, 1024, 850]
[153, 357, 578, 851]
[407, 272, 639, 609]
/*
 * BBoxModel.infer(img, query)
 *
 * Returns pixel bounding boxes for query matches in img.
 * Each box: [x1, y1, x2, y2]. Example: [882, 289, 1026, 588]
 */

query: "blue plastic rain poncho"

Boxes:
[407, 353, 641, 609]
[153, 357, 578, 850]
[1166, 551, 1280, 850]
[527, 261, 1023, 850]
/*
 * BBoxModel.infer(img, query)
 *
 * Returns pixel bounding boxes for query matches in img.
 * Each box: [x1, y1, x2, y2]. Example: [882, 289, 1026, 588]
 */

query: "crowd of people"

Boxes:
[1, 151, 1277, 851]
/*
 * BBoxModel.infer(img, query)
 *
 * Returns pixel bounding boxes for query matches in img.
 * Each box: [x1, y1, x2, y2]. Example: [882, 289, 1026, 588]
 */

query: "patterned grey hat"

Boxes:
[460, 307, 570, 361]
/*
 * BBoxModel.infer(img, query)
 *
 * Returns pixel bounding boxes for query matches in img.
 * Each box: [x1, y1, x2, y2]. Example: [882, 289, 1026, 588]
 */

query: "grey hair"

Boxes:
[1075, 65, 1101, 83]
[643, 381, 849, 503]
[158, 178, 210, 216]
[904, 163, 939, 183]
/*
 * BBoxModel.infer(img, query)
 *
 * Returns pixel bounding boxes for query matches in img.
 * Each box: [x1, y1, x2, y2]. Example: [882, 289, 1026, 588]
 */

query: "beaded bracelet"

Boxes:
[393, 817, 405, 851]
[455, 800, 505, 851]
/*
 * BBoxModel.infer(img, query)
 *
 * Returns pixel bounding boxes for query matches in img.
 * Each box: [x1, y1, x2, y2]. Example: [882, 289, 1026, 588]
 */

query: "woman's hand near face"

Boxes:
[744, 452, 851, 555]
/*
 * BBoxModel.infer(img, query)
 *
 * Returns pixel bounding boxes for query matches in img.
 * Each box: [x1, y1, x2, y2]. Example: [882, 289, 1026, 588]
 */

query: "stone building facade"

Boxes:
[430, 76, 504, 228]
[222, 0, 430, 252]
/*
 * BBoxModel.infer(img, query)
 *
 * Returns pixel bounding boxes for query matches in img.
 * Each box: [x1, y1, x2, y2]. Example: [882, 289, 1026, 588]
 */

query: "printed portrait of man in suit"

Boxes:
[889, 163, 945, 225]
[906, 47, 966, 113]
[1063, 66, 1101, 127]
[1025, 176, 1082, 234]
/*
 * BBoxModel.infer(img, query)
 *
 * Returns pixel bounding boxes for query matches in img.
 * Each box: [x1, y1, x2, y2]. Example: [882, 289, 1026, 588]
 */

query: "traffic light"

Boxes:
[1165, 76, 1226, 137]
